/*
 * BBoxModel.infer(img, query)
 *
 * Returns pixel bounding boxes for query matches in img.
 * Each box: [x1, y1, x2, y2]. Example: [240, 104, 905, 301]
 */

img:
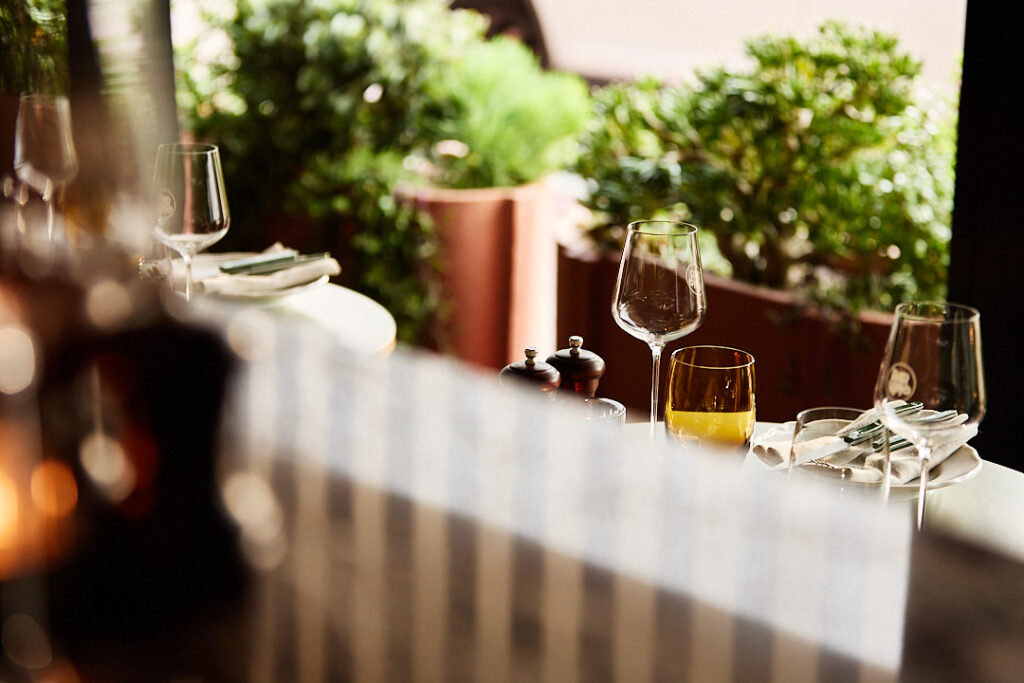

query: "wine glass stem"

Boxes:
[45, 197, 55, 241]
[916, 445, 932, 530]
[648, 342, 664, 438]
[881, 429, 892, 503]
[182, 252, 194, 302]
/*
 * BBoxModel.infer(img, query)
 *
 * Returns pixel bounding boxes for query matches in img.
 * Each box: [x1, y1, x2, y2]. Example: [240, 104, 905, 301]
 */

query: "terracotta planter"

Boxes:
[557, 244, 894, 423]
[405, 179, 557, 370]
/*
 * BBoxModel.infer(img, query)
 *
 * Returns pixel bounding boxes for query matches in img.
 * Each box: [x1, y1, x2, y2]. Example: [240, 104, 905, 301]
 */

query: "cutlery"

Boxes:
[221, 252, 330, 276]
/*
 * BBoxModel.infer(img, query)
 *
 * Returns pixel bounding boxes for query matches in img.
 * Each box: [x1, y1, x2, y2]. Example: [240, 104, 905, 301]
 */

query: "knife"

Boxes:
[222, 252, 331, 276]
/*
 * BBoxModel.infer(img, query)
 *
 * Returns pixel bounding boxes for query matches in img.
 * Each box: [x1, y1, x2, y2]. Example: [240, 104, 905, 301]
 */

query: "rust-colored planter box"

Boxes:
[405, 180, 558, 370]
[556, 244, 894, 423]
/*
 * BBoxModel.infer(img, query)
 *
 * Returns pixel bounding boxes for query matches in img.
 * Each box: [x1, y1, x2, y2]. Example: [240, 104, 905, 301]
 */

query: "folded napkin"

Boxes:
[170, 244, 340, 297]
[198, 257, 340, 296]
[752, 428, 884, 483]
[751, 413, 977, 485]
[864, 424, 978, 484]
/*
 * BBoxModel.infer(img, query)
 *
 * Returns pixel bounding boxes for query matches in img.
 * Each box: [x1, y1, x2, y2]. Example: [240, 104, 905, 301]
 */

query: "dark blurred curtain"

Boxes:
[450, 0, 549, 67]
[66, 0, 178, 209]
[948, 2, 1024, 470]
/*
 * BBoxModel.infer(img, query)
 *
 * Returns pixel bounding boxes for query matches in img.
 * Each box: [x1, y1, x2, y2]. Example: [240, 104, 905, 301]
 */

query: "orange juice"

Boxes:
[665, 408, 756, 449]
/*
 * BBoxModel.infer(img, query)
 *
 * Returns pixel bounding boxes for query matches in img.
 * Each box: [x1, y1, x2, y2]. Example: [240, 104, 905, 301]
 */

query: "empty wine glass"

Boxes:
[14, 93, 78, 243]
[152, 143, 230, 302]
[873, 302, 985, 529]
[612, 220, 706, 436]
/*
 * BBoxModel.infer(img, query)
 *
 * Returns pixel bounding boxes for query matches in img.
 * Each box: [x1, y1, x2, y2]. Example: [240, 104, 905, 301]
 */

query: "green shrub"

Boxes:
[177, 0, 489, 344]
[413, 36, 591, 189]
[575, 21, 956, 313]
[178, 0, 591, 343]
[1, 0, 68, 95]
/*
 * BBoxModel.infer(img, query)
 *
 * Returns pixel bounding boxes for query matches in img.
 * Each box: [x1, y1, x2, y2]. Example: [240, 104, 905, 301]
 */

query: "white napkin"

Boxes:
[170, 245, 340, 297]
[198, 257, 340, 296]
[752, 428, 883, 483]
[864, 424, 978, 484]
[752, 403, 912, 467]
[750, 418, 977, 485]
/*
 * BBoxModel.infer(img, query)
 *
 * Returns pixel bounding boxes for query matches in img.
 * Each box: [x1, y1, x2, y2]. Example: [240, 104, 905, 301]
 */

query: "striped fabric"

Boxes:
[217, 311, 913, 682]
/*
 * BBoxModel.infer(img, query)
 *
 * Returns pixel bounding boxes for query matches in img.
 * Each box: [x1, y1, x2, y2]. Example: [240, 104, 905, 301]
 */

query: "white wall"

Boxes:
[533, 0, 966, 93]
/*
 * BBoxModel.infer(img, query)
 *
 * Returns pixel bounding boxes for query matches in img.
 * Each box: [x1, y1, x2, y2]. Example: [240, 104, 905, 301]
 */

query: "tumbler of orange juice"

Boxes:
[664, 345, 755, 451]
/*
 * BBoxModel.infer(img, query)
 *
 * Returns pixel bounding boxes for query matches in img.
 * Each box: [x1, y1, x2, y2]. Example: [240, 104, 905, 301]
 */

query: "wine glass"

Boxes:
[611, 220, 706, 436]
[665, 345, 755, 452]
[152, 143, 230, 302]
[788, 406, 864, 480]
[873, 302, 985, 529]
[14, 94, 79, 243]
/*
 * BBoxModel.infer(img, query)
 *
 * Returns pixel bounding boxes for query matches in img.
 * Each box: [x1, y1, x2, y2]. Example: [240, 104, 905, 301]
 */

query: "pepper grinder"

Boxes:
[546, 335, 606, 398]
[499, 347, 561, 394]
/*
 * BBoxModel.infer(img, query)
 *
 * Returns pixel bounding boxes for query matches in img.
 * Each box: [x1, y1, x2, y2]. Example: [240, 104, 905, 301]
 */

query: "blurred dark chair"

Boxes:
[451, 0, 550, 67]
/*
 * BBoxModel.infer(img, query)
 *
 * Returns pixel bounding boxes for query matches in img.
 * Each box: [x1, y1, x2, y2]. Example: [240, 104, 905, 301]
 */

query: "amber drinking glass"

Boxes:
[665, 345, 755, 451]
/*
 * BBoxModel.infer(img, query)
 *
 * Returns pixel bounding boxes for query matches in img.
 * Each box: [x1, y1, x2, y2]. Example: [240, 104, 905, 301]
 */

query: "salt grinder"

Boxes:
[499, 347, 561, 394]
[546, 335, 606, 398]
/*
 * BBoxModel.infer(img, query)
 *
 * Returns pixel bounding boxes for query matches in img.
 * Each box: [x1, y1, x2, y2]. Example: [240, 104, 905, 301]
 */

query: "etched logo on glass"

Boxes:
[158, 190, 176, 221]
[886, 361, 917, 400]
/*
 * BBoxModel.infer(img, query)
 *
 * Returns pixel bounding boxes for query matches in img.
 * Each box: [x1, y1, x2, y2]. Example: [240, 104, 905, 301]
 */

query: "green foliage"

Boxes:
[177, 0, 489, 344]
[0, 0, 69, 95]
[575, 22, 956, 313]
[415, 36, 591, 189]
[178, 0, 590, 343]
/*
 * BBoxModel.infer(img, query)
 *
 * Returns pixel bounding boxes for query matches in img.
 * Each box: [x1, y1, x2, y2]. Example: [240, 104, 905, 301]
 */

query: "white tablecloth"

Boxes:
[626, 420, 1024, 564]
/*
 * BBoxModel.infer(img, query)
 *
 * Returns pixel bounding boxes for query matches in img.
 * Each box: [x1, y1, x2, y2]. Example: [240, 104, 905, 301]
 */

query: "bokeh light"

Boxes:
[85, 280, 133, 330]
[1, 613, 52, 670]
[79, 431, 136, 502]
[0, 325, 36, 395]
[221, 470, 286, 569]
[30, 461, 78, 517]
[0, 470, 18, 550]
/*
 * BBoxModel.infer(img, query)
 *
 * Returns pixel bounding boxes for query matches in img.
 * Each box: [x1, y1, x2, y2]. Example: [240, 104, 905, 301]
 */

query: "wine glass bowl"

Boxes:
[873, 302, 985, 527]
[152, 143, 230, 302]
[14, 93, 78, 243]
[665, 345, 756, 451]
[611, 220, 706, 434]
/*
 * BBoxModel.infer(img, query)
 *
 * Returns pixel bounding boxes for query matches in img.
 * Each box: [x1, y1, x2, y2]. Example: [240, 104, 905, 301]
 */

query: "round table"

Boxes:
[274, 283, 397, 356]
[188, 281, 397, 356]
[171, 252, 397, 356]
[628, 420, 1024, 563]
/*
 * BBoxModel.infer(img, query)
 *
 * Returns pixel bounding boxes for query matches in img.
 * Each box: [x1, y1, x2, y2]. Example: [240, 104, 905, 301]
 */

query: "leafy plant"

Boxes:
[177, 0, 489, 344]
[1, 0, 69, 95]
[413, 36, 591, 189]
[575, 21, 956, 313]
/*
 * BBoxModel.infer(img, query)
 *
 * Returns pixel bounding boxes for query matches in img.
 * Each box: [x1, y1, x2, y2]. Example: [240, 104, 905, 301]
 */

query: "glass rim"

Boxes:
[18, 92, 70, 105]
[581, 396, 627, 420]
[894, 301, 980, 323]
[795, 406, 865, 422]
[626, 220, 698, 236]
[670, 344, 754, 369]
[157, 142, 220, 156]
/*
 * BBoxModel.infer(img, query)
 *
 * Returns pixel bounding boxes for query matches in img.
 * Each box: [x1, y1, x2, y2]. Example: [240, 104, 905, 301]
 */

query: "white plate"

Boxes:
[888, 445, 982, 500]
[204, 274, 330, 304]
[749, 423, 983, 498]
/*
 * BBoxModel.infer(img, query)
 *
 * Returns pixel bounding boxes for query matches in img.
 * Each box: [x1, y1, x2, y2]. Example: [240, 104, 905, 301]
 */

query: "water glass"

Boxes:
[664, 345, 755, 451]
